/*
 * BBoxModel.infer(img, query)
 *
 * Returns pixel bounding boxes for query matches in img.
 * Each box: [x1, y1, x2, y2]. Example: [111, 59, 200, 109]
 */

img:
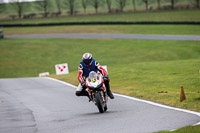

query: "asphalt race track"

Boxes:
[0, 77, 200, 133]
[5, 34, 200, 40]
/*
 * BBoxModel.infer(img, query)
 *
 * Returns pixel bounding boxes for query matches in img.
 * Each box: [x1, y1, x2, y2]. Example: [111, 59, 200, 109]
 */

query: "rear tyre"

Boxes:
[95, 92, 104, 113]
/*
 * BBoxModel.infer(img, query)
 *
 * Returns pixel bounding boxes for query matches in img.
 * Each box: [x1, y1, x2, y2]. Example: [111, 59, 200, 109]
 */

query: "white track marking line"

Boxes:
[193, 122, 200, 126]
[169, 129, 177, 132]
[45, 77, 200, 126]
[45, 77, 77, 88]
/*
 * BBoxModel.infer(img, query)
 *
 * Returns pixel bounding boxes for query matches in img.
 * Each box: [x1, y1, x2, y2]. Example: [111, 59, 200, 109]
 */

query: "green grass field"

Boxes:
[0, 38, 200, 113]
[157, 124, 200, 133]
[1, 10, 200, 25]
[3, 24, 200, 36]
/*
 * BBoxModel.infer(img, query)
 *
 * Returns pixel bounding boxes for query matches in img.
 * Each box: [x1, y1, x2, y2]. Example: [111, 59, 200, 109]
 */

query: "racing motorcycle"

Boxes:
[85, 71, 108, 113]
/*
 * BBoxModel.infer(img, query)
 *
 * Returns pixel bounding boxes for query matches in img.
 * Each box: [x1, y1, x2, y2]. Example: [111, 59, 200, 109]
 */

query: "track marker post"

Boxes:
[180, 85, 186, 102]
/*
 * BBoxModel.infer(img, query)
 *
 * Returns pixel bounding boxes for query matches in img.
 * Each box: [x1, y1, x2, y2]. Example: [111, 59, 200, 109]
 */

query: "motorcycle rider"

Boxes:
[75, 53, 114, 100]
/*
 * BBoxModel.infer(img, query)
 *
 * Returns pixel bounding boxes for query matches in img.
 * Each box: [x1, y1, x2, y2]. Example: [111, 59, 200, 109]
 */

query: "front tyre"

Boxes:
[95, 92, 104, 113]
[104, 103, 107, 112]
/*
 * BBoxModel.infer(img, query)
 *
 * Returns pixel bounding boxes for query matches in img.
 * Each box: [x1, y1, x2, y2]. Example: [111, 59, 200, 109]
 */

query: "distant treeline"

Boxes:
[0, 0, 199, 19]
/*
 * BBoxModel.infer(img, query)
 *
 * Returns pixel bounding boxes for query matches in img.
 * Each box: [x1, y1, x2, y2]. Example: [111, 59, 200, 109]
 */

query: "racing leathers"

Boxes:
[75, 59, 114, 99]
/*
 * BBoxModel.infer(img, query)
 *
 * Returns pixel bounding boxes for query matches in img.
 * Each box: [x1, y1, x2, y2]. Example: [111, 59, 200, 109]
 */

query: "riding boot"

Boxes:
[76, 90, 92, 102]
[104, 80, 114, 99]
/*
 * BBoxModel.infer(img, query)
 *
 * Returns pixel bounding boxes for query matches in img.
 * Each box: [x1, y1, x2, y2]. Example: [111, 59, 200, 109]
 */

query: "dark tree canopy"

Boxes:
[37, 0, 52, 17]
[65, 0, 76, 15]
[106, 0, 112, 13]
[116, 0, 127, 12]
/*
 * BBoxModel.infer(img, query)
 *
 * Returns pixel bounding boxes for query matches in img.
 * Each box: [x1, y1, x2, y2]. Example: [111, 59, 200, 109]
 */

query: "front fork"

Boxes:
[86, 88, 108, 104]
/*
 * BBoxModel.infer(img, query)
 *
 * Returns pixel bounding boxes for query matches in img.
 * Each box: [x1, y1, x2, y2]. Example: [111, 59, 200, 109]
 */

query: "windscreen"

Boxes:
[88, 71, 99, 83]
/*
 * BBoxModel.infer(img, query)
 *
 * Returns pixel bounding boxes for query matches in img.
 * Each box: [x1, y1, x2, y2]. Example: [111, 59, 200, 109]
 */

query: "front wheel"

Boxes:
[95, 92, 104, 113]
[104, 103, 107, 112]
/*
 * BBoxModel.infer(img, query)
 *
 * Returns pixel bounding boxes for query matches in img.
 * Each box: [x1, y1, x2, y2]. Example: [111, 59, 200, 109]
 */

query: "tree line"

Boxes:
[0, 0, 199, 19]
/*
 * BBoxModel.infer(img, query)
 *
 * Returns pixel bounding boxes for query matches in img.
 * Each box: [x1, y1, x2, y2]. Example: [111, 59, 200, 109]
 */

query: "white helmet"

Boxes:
[82, 53, 93, 66]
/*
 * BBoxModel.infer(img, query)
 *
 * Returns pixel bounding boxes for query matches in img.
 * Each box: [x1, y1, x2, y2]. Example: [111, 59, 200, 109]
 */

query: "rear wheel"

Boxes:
[95, 92, 104, 113]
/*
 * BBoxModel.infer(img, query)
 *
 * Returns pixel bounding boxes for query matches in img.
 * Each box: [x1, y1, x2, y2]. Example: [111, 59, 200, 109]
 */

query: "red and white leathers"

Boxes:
[77, 61, 108, 92]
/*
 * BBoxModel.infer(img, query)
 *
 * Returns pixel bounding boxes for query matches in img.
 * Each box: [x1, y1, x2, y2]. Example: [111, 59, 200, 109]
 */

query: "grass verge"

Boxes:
[156, 124, 200, 133]
[3, 25, 200, 36]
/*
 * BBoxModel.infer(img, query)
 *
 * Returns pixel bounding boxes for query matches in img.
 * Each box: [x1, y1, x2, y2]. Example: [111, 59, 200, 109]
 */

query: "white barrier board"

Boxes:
[55, 63, 69, 75]
[102, 65, 108, 74]
[39, 72, 50, 77]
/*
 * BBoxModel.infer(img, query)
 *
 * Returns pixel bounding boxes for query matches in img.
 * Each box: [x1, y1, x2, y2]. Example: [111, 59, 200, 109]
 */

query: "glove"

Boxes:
[103, 75, 109, 81]
[81, 81, 86, 88]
